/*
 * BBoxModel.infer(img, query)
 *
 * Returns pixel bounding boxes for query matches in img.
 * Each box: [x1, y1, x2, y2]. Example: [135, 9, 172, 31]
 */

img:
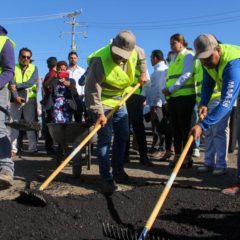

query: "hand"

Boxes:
[139, 73, 147, 86]
[199, 105, 208, 120]
[62, 79, 70, 87]
[15, 96, 25, 104]
[162, 88, 171, 96]
[190, 124, 203, 140]
[9, 84, 17, 92]
[96, 114, 107, 127]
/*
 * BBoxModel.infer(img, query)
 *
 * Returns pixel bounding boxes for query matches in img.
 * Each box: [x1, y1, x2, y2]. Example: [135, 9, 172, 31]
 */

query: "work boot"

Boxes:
[101, 180, 120, 195]
[0, 169, 13, 189]
[113, 171, 129, 184]
[140, 156, 153, 167]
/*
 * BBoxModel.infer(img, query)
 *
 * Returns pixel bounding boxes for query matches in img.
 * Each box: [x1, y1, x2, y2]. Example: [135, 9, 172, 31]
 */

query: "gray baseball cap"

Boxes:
[194, 33, 218, 59]
[112, 31, 136, 59]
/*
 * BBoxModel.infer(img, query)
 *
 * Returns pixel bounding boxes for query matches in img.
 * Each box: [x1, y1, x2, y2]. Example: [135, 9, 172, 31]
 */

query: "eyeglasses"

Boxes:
[21, 55, 31, 59]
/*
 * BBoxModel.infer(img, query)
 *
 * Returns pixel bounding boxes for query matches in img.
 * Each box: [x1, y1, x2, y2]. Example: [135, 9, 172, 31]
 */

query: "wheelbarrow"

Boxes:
[47, 122, 95, 176]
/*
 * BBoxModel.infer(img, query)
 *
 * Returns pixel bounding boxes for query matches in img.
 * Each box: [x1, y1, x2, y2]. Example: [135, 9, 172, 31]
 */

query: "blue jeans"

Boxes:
[0, 87, 14, 175]
[97, 107, 129, 181]
[237, 99, 240, 182]
[204, 100, 230, 169]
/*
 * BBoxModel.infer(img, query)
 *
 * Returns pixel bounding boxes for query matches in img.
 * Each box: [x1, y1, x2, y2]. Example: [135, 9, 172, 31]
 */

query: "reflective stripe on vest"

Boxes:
[0, 36, 16, 75]
[14, 63, 37, 99]
[166, 49, 196, 98]
[204, 44, 240, 89]
[88, 44, 138, 107]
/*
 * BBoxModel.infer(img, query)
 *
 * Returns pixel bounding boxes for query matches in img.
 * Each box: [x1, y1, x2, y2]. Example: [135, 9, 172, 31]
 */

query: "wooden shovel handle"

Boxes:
[39, 83, 141, 191]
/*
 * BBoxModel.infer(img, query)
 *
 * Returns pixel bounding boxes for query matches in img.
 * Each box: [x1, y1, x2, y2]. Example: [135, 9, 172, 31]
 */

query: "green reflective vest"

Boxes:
[14, 63, 37, 99]
[88, 44, 138, 107]
[166, 49, 197, 98]
[195, 63, 221, 104]
[204, 44, 240, 90]
[0, 36, 16, 75]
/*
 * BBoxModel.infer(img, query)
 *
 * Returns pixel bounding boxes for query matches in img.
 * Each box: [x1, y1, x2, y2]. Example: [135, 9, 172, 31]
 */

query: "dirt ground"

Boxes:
[0, 135, 239, 239]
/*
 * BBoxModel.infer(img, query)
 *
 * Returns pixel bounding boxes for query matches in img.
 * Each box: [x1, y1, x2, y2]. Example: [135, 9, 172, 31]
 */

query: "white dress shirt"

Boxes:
[68, 65, 85, 96]
[149, 61, 168, 107]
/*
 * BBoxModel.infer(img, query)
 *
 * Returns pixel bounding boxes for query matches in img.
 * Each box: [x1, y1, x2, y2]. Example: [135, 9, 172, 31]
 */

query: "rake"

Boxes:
[103, 135, 194, 240]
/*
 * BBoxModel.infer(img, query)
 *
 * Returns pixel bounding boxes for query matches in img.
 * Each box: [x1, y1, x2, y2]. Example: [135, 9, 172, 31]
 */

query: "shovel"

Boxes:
[16, 83, 141, 207]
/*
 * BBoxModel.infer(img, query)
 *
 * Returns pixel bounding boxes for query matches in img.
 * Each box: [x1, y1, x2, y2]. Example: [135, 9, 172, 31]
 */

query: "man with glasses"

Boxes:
[9, 48, 39, 156]
[0, 25, 15, 188]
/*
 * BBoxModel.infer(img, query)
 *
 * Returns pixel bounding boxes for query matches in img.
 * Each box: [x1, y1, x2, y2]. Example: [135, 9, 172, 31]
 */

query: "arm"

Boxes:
[199, 59, 240, 131]
[168, 53, 195, 93]
[135, 45, 147, 85]
[16, 67, 39, 89]
[84, 58, 105, 115]
[0, 40, 15, 88]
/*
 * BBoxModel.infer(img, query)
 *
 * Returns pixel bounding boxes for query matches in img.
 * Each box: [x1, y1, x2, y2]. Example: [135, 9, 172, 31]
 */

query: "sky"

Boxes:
[2, 0, 240, 86]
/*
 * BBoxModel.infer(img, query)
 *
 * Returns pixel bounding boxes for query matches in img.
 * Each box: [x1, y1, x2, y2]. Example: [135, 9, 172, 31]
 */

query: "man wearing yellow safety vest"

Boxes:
[85, 31, 147, 194]
[9, 48, 39, 156]
[195, 38, 231, 176]
[191, 33, 240, 195]
[0, 25, 15, 188]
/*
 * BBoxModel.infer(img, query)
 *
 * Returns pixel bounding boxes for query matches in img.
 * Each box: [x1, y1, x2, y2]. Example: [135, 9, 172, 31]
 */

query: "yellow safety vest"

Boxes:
[0, 36, 16, 75]
[195, 63, 221, 104]
[204, 44, 240, 90]
[14, 63, 37, 99]
[88, 44, 138, 107]
[166, 49, 197, 98]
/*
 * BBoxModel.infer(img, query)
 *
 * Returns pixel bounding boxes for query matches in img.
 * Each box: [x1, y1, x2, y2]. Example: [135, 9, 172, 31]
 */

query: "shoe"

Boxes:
[192, 148, 200, 158]
[169, 155, 193, 169]
[160, 150, 174, 161]
[24, 149, 38, 154]
[113, 171, 129, 184]
[140, 156, 154, 167]
[222, 183, 240, 195]
[101, 180, 119, 195]
[197, 165, 214, 173]
[0, 169, 13, 188]
[151, 150, 163, 159]
[212, 168, 227, 176]
[72, 164, 82, 178]
[169, 154, 179, 168]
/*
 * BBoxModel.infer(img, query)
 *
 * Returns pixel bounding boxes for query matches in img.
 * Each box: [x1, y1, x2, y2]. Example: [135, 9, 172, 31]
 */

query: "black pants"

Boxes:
[44, 109, 54, 151]
[126, 94, 148, 158]
[168, 95, 196, 156]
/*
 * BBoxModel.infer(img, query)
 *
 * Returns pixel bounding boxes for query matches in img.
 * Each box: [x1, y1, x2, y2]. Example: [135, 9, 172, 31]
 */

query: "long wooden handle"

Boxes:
[39, 83, 141, 191]
[138, 135, 194, 240]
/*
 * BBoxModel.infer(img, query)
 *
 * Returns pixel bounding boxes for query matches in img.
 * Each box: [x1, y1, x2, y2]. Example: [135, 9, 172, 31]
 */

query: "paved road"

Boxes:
[0, 136, 238, 201]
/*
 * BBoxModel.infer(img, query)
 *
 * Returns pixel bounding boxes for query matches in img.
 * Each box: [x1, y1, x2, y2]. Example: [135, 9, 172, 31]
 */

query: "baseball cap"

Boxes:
[194, 34, 218, 59]
[112, 31, 136, 59]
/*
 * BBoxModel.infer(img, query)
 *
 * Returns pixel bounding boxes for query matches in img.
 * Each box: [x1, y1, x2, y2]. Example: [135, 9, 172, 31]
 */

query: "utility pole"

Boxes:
[60, 10, 87, 52]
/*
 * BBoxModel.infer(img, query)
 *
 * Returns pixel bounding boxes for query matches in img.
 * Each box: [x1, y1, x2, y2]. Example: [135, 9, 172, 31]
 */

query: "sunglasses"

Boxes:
[21, 55, 31, 59]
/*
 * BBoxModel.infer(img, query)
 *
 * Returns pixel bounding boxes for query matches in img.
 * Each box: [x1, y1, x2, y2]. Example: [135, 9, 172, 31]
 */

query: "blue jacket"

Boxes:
[0, 25, 15, 89]
[199, 59, 240, 131]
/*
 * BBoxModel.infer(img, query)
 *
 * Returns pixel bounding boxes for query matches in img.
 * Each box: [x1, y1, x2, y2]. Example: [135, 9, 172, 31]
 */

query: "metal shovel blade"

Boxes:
[15, 189, 47, 207]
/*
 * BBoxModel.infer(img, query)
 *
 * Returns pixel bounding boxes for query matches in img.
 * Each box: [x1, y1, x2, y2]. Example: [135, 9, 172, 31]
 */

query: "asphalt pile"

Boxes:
[0, 185, 239, 240]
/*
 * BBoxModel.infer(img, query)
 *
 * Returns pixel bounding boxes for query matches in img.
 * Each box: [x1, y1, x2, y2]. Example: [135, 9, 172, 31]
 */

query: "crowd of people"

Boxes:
[0, 25, 239, 196]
